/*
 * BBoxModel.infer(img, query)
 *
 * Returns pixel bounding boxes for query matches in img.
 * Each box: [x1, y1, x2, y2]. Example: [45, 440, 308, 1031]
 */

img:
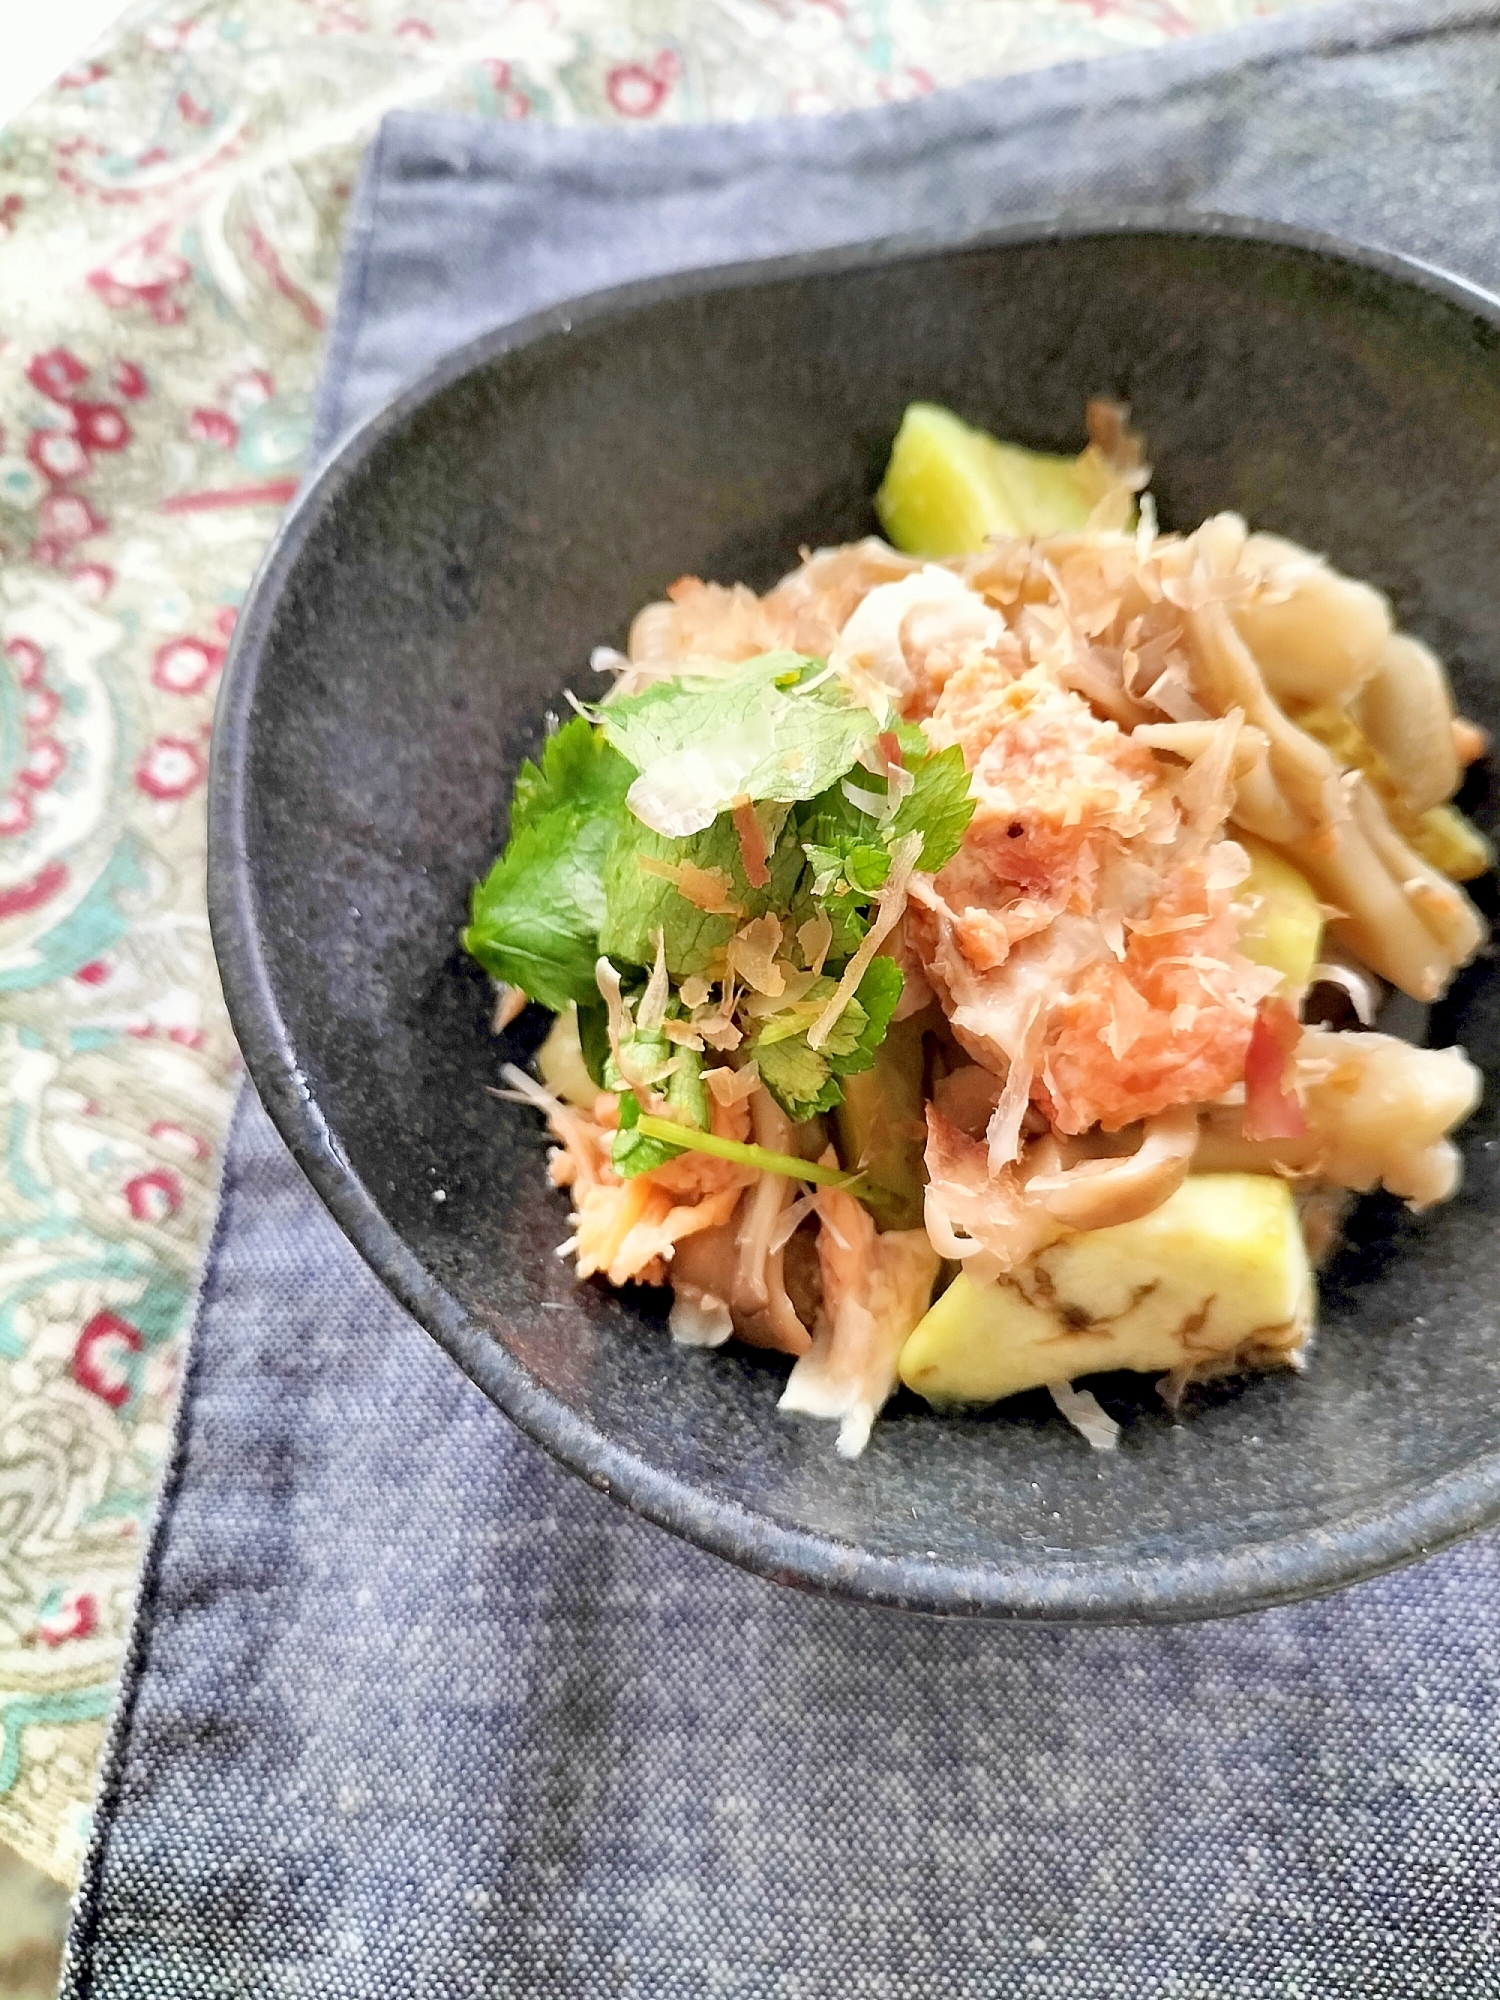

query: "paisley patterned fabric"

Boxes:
[0, 0, 1326, 1887]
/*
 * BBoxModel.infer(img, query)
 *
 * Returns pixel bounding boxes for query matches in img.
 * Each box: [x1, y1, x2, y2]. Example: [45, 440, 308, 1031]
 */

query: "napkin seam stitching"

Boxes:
[315, 117, 390, 458]
[59, 1089, 249, 1995]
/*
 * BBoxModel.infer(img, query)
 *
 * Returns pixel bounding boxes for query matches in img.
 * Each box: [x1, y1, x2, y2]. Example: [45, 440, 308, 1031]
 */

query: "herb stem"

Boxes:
[635, 1115, 860, 1189]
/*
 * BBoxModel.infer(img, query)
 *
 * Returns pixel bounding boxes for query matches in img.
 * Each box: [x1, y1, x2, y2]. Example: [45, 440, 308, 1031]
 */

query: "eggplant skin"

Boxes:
[899, 1173, 1312, 1407]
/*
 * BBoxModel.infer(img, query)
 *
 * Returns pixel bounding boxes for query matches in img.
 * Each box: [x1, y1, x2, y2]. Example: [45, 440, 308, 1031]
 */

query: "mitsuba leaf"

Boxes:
[798, 726, 974, 882]
[462, 717, 633, 1013]
[749, 958, 905, 1121]
[754, 1037, 844, 1122]
[510, 714, 624, 832]
[610, 1042, 710, 1179]
[888, 728, 975, 872]
[610, 1087, 677, 1178]
[599, 808, 803, 980]
[831, 956, 905, 1075]
[593, 652, 880, 837]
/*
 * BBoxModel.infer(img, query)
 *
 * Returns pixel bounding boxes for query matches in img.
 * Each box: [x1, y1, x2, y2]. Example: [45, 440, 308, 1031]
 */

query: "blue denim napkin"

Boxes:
[64, 5, 1500, 1993]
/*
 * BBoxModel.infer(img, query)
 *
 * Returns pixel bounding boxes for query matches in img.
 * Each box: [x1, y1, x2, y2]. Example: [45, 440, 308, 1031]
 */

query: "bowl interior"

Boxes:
[217, 227, 1500, 1617]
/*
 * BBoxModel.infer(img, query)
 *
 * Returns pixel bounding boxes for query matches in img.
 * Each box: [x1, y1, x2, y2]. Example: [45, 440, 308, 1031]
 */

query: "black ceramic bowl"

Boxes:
[210, 217, 1500, 1621]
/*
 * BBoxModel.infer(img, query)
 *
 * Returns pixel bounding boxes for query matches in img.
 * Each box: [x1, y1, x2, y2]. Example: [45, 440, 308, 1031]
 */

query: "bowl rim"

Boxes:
[209, 207, 1500, 1622]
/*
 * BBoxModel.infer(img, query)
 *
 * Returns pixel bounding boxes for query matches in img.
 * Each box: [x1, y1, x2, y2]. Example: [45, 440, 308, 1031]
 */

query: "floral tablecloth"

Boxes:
[0, 0, 1326, 1889]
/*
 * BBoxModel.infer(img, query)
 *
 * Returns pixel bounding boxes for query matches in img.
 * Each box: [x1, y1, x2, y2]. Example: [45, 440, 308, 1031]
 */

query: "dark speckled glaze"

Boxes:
[209, 217, 1500, 1621]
